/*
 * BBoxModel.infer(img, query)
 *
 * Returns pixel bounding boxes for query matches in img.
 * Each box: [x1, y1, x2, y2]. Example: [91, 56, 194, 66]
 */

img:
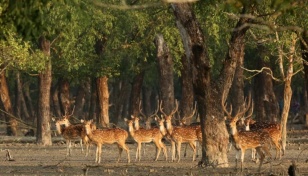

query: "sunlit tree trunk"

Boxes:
[97, 76, 109, 128]
[155, 34, 175, 114]
[280, 35, 296, 152]
[0, 67, 17, 136]
[36, 36, 52, 145]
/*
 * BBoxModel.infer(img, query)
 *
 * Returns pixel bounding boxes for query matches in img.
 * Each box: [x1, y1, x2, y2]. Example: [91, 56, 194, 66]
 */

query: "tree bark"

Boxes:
[89, 78, 98, 121]
[15, 71, 30, 121]
[113, 79, 130, 124]
[97, 76, 109, 128]
[300, 30, 308, 127]
[280, 36, 296, 152]
[253, 45, 279, 122]
[51, 81, 61, 118]
[24, 81, 35, 124]
[36, 36, 52, 145]
[73, 81, 87, 119]
[155, 34, 175, 114]
[129, 71, 145, 117]
[179, 55, 195, 124]
[172, 3, 252, 167]
[0, 67, 17, 136]
[59, 78, 71, 115]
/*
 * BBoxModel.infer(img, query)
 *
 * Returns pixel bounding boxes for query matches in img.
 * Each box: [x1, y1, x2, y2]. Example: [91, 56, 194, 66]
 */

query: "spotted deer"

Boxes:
[55, 117, 84, 156]
[124, 116, 167, 162]
[160, 101, 201, 162]
[244, 117, 283, 160]
[222, 93, 273, 172]
[83, 120, 130, 163]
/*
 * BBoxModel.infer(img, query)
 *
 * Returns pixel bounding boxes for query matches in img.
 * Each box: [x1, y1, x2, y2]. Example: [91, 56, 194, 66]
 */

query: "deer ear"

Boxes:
[51, 117, 55, 122]
[124, 118, 128, 122]
[80, 119, 84, 123]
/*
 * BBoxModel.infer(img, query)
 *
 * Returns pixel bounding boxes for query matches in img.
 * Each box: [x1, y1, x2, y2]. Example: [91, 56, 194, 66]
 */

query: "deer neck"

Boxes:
[245, 124, 250, 131]
[165, 120, 173, 135]
[159, 124, 167, 136]
[128, 124, 135, 136]
[230, 124, 238, 136]
[134, 122, 140, 130]
[55, 123, 64, 135]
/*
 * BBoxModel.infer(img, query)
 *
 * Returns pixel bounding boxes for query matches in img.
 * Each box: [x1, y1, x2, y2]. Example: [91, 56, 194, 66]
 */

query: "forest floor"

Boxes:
[0, 134, 308, 176]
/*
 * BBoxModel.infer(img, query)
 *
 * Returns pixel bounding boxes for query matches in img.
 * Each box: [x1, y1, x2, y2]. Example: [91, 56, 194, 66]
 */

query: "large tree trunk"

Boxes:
[0, 67, 17, 136]
[129, 71, 145, 117]
[172, 3, 252, 167]
[155, 34, 175, 114]
[36, 36, 52, 145]
[230, 48, 245, 117]
[300, 30, 308, 127]
[253, 45, 279, 122]
[97, 76, 109, 128]
[179, 55, 195, 124]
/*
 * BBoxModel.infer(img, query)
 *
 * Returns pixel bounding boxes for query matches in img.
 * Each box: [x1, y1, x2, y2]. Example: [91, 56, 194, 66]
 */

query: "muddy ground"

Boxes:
[0, 136, 308, 176]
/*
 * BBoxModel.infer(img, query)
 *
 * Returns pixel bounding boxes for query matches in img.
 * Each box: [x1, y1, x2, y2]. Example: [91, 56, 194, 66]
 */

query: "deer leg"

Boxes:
[235, 149, 239, 171]
[255, 147, 265, 172]
[153, 140, 161, 161]
[176, 141, 182, 163]
[96, 144, 102, 163]
[117, 144, 123, 163]
[188, 141, 196, 161]
[137, 142, 142, 162]
[160, 140, 168, 161]
[240, 149, 246, 172]
[66, 139, 71, 156]
[80, 139, 84, 153]
[184, 143, 188, 157]
[171, 141, 176, 162]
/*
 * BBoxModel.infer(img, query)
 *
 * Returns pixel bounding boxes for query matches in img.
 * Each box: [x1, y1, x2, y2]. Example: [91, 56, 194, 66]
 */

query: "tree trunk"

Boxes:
[253, 45, 279, 122]
[59, 78, 71, 115]
[129, 71, 145, 117]
[51, 81, 61, 118]
[280, 35, 296, 152]
[24, 81, 36, 124]
[155, 34, 175, 114]
[73, 81, 87, 119]
[15, 71, 30, 121]
[230, 47, 245, 117]
[89, 78, 98, 121]
[0, 67, 17, 136]
[97, 76, 109, 128]
[114, 79, 130, 124]
[36, 36, 52, 145]
[300, 30, 308, 127]
[172, 3, 252, 167]
[179, 55, 195, 124]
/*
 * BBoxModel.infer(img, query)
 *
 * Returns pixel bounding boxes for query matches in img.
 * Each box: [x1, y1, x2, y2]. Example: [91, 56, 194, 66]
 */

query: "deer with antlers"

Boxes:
[54, 106, 84, 156]
[222, 92, 273, 172]
[124, 115, 167, 162]
[83, 119, 130, 163]
[160, 101, 201, 162]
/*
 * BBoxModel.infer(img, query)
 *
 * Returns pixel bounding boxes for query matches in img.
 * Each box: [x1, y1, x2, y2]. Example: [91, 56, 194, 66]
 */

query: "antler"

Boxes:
[181, 101, 197, 124]
[138, 100, 147, 120]
[63, 105, 75, 119]
[221, 91, 233, 119]
[159, 100, 179, 118]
